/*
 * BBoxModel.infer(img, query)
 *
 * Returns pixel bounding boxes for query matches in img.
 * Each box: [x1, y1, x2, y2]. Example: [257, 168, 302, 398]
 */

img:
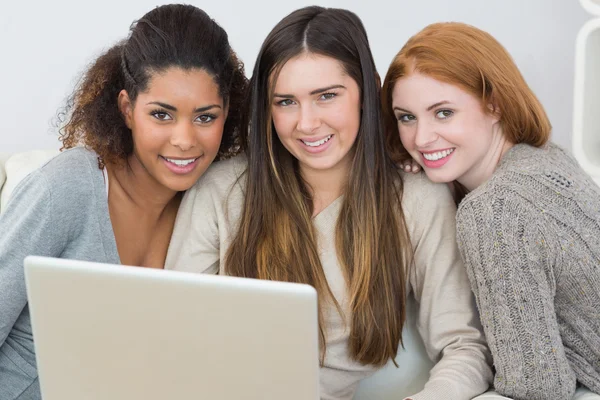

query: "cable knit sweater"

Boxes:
[456, 143, 600, 400]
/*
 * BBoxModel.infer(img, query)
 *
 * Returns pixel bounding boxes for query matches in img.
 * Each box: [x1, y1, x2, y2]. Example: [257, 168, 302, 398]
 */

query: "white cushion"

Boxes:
[0, 153, 10, 194]
[0, 149, 59, 213]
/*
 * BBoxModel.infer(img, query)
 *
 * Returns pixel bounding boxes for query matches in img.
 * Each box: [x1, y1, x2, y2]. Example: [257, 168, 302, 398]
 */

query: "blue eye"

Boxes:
[436, 109, 453, 119]
[319, 92, 337, 101]
[277, 99, 295, 107]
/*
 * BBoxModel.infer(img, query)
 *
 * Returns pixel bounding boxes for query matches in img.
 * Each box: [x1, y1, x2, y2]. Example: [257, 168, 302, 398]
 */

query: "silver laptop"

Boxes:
[24, 256, 320, 400]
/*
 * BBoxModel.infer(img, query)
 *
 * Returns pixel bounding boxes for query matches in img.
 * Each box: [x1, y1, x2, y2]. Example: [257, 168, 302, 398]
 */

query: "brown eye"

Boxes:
[196, 114, 216, 124]
[150, 110, 172, 121]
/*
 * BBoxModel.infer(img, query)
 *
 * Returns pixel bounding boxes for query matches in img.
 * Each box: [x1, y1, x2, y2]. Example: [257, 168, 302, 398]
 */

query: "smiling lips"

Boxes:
[299, 134, 334, 153]
[161, 155, 201, 174]
[302, 134, 333, 147]
[420, 148, 455, 168]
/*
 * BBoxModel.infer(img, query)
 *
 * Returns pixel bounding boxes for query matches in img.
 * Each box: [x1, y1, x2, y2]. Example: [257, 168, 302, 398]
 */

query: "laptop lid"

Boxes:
[24, 256, 320, 400]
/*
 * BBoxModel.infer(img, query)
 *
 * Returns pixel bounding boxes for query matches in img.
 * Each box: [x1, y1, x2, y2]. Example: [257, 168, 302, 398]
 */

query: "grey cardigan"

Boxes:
[456, 143, 600, 400]
[0, 148, 120, 400]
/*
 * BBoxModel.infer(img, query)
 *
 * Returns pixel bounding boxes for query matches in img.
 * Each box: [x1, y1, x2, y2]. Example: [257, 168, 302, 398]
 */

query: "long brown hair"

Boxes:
[381, 22, 551, 202]
[226, 6, 412, 366]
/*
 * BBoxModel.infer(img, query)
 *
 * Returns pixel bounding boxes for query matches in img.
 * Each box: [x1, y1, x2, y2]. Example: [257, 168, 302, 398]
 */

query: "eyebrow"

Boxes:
[426, 101, 451, 111]
[393, 101, 451, 114]
[393, 106, 411, 113]
[273, 84, 346, 98]
[146, 101, 222, 113]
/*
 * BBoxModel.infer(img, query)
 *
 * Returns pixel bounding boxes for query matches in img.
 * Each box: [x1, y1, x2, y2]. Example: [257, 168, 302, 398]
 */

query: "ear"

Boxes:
[487, 102, 501, 125]
[118, 89, 134, 129]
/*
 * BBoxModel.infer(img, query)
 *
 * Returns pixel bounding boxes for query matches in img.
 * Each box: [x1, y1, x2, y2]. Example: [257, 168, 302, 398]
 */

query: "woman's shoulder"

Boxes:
[37, 147, 102, 187]
[184, 153, 248, 204]
[195, 153, 247, 187]
[460, 142, 594, 211]
[399, 170, 455, 212]
[10, 147, 101, 198]
[396, 171, 457, 240]
[3, 147, 105, 228]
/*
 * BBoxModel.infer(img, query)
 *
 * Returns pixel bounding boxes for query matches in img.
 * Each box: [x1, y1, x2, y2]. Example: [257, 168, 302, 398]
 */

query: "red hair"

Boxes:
[381, 22, 551, 164]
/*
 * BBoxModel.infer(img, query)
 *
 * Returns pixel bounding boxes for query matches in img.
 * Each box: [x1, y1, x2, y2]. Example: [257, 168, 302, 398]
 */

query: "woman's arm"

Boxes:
[404, 177, 493, 400]
[457, 196, 577, 400]
[0, 171, 67, 348]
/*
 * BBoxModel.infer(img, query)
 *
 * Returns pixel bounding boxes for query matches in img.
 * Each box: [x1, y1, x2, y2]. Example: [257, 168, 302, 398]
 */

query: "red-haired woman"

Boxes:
[382, 22, 600, 400]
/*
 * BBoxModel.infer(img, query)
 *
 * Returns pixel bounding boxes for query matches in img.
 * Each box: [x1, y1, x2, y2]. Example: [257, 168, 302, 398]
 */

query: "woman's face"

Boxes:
[391, 72, 501, 189]
[270, 53, 361, 177]
[120, 67, 226, 192]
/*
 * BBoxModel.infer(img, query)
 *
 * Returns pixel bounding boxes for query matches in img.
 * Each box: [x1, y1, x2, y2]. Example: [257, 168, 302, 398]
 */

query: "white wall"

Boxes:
[0, 0, 589, 153]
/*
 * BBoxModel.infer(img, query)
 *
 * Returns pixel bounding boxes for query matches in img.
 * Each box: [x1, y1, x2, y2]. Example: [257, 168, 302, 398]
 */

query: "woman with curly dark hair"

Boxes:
[0, 4, 246, 399]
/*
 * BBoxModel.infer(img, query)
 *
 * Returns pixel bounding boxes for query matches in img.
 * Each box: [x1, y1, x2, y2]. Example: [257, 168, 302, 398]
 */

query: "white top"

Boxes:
[165, 154, 493, 400]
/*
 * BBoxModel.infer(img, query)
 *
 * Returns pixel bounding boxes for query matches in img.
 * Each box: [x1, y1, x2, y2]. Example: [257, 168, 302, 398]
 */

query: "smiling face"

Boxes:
[391, 72, 502, 189]
[119, 67, 226, 193]
[270, 53, 361, 178]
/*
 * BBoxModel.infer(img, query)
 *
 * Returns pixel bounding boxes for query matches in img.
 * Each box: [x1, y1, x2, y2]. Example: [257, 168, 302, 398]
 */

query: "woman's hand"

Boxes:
[400, 159, 421, 173]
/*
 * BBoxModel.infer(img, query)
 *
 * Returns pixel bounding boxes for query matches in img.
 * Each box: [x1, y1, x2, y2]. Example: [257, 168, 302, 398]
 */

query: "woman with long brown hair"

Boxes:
[168, 7, 493, 399]
[382, 22, 600, 400]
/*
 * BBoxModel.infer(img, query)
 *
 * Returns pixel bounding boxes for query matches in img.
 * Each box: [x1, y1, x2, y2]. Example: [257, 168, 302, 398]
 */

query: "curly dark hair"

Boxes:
[58, 4, 247, 166]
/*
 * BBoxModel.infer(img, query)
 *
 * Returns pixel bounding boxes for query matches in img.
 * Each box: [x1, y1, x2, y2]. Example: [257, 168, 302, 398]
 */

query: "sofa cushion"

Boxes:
[0, 149, 59, 214]
[0, 153, 10, 194]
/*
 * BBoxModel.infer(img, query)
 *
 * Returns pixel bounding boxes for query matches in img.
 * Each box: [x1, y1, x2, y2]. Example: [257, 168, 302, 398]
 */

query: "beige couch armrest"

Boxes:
[0, 150, 60, 214]
[0, 153, 11, 195]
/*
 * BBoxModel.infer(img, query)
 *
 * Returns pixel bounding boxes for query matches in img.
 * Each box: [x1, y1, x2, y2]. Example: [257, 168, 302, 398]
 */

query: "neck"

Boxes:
[457, 126, 514, 191]
[301, 156, 351, 217]
[107, 153, 179, 215]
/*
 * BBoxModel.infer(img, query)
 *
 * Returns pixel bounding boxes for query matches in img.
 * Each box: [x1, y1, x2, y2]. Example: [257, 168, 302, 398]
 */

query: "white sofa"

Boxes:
[0, 150, 60, 214]
[0, 150, 598, 400]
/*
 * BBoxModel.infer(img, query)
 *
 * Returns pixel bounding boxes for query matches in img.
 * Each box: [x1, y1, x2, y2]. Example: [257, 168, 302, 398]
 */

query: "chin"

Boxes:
[163, 177, 198, 193]
[303, 158, 341, 171]
[423, 170, 456, 184]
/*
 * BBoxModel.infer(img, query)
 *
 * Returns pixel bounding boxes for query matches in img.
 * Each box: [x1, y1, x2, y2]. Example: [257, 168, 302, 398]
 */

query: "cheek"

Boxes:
[200, 123, 227, 153]
[398, 126, 416, 149]
[331, 103, 360, 140]
[131, 119, 165, 151]
[271, 110, 295, 140]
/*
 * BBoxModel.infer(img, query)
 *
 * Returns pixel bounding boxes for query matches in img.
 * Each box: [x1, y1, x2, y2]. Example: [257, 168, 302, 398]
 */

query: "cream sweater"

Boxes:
[165, 155, 493, 400]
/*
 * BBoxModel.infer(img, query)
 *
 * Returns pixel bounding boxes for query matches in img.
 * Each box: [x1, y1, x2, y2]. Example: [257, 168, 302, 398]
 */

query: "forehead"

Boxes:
[274, 53, 347, 93]
[392, 72, 478, 108]
[142, 67, 223, 104]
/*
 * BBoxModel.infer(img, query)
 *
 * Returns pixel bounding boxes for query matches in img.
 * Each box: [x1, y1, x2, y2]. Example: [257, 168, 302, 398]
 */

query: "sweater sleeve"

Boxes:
[165, 179, 220, 274]
[405, 179, 493, 400]
[0, 170, 69, 347]
[456, 194, 577, 400]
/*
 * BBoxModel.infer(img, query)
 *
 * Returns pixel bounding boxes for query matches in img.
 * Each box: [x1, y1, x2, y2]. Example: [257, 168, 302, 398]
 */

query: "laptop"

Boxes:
[24, 255, 320, 400]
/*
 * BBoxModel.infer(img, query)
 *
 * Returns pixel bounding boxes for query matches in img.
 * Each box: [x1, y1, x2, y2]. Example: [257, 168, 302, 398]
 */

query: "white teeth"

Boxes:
[165, 157, 197, 166]
[302, 135, 332, 147]
[422, 148, 454, 161]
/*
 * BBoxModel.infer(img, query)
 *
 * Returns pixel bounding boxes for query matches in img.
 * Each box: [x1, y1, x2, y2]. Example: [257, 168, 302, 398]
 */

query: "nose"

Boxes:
[296, 104, 321, 134]
[170, 121, 197, 152]
[413, 120, 438, 148]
